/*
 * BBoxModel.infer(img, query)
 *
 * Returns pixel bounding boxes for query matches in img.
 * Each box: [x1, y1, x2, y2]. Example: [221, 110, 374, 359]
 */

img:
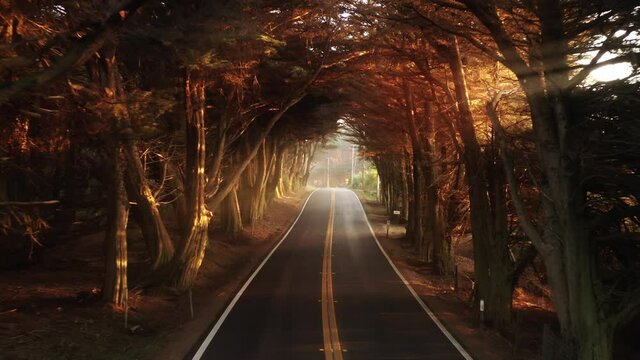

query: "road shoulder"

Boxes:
[356, 194, 536, 360]
[151, 190, 313, 360]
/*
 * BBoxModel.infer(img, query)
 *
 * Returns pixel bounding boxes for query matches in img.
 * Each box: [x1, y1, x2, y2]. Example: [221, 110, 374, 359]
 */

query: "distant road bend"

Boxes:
[190, 189, 473, 360]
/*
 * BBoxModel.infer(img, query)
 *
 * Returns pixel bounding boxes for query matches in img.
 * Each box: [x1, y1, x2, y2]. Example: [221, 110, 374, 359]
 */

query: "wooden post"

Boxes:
[189, 288, 194, 319]
[454, 265, 459, 292]
[124, 288, 128, 329]
[386, 219, 390, 238]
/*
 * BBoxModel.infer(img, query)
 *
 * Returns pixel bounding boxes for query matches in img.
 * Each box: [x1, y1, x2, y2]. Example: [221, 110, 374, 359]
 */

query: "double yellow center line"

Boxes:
[321, 190, 344, 360]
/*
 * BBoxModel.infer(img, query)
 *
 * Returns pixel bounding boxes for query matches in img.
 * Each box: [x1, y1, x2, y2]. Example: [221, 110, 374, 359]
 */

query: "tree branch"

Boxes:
[485, 93, 549, 253]
[0, 0, 150, 105]
[0, 200, 60, 206]
[207, 65, 323, 208]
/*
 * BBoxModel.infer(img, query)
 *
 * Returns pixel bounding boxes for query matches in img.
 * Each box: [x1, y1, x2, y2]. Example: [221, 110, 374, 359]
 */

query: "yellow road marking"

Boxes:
[322, 190, 344, 360]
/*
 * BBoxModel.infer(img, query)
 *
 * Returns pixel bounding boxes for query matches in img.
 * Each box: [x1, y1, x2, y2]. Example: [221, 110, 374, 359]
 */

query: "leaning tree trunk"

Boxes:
[170, 70, 210, 290]
[266, 141, 284, 203]
[250, 141, 270, 223]
[276, 150, 288, 197]
[123, 147, 175, 268]
[220, 186, 243, 238]
[102, 141, 129, 306]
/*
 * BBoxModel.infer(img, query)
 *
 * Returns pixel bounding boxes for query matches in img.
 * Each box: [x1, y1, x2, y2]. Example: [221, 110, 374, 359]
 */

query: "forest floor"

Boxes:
[358, 194, 557, 360]
[0, 190, 310, 360]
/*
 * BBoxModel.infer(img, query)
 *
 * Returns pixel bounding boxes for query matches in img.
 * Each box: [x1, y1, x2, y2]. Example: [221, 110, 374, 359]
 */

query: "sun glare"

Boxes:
[589, 52, 634, 82]
[581, 30, 638, 83]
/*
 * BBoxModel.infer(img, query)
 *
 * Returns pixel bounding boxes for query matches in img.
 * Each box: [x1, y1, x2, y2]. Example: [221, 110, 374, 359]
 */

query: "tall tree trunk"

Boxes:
[423, 102, 450, 275]
[445, 36, 512, 328]
[486, 139, 512, 328]
[100, 46, 130, 306]
[238, 139, 274, 226]
[277, 150, 288, 196]
[170, 70, 210, 290]
[102, 141, 129, 306]
[403, 78, 427, 257]
[254, 141, 270, 221]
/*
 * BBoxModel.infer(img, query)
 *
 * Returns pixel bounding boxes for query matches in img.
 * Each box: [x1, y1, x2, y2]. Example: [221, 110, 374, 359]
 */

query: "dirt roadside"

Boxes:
[0, 190, 311, 360]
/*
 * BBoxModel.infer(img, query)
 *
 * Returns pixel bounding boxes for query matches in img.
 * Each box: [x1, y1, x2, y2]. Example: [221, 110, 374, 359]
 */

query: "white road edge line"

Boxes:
[349, 190, 474, 360]
[191, 189, 320, 360]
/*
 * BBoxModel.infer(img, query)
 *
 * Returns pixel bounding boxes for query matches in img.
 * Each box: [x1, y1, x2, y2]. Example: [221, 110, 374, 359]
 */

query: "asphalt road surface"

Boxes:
[191, 189, 472, 360]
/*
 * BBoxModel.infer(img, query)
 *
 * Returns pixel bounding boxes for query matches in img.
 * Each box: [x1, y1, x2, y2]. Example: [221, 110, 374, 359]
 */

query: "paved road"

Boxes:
[191, 189, 471, 360]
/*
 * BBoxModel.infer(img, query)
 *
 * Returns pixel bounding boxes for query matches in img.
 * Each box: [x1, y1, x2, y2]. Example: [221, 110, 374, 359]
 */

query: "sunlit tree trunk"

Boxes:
[102, 138, 129, 306]
[290, 143, 306, 191]
[277, 150, 288, 196]
[266, 141, 284, 202]
[255, 141, 270, 221]
[123, 147, 175, 268]
[241, 140, 270, 226]
[100, 47, 129, 306]
[171, 70, 210, 290]
[282, 146, 294, 193]
[283, 145, 299, 194]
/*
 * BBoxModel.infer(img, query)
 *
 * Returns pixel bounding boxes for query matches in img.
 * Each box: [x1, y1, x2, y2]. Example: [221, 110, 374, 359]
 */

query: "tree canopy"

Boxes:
[1, 1, 639, 358]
